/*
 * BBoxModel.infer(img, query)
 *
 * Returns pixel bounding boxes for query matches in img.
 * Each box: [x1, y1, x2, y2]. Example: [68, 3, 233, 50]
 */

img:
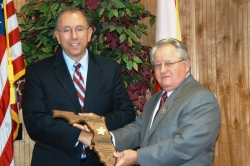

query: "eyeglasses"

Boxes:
[153, 59, 185, 69]
[56, 26, 89, 35]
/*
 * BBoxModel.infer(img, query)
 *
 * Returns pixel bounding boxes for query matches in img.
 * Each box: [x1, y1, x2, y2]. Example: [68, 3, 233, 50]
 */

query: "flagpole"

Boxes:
[176, 0, 182, 41]
[3, 0, 16, 104]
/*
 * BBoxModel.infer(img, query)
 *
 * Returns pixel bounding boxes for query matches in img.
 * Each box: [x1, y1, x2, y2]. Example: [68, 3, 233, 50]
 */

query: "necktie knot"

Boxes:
[73, 62, 83, 80]
[160, 92, 168, 108]
[74, 62, 81, 71]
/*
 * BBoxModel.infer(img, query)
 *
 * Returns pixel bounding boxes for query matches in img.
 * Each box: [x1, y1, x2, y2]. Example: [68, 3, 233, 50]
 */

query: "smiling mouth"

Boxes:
[70, 43, 79, 46]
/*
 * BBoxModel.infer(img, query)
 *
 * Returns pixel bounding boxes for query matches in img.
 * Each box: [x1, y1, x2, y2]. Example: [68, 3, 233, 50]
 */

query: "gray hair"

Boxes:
[150, 38, 190, 65]
[55, 7, 90, 30]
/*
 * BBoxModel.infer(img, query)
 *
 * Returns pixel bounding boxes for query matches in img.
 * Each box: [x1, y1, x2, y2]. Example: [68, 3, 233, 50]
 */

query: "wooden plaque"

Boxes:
[52, 110, 116, 166]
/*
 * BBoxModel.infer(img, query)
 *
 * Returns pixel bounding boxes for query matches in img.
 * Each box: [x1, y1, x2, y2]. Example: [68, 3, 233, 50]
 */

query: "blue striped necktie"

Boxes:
[73, 62, 86, 113]
[73, 62, 86, 158]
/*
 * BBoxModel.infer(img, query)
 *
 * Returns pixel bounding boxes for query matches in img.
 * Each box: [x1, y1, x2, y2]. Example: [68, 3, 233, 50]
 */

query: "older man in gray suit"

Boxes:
[112, 38, 221, 166]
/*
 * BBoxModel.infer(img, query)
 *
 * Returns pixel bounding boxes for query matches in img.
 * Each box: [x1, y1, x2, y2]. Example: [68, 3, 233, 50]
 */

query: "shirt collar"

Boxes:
[63, 49, 89, 72]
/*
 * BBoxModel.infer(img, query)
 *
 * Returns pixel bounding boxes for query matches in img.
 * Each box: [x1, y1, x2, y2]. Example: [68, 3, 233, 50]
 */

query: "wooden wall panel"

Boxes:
[12, 0, 250, 166]
[13, 0, 25, 26]
[14, 112, 34, 166]
[179, 0, 250, 166]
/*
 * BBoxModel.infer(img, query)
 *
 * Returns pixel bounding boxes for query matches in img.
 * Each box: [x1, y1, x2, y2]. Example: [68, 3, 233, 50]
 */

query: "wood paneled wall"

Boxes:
[178, 0, 250, 165]
[13, 0, 250, 166]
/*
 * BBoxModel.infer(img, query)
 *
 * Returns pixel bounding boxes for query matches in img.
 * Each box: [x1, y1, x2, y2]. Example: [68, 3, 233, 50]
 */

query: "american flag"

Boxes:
[0, 0, 25, 165]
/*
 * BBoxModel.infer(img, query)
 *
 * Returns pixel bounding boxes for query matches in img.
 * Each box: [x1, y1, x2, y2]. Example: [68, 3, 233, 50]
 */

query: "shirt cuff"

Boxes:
[109, 132, 116, 147]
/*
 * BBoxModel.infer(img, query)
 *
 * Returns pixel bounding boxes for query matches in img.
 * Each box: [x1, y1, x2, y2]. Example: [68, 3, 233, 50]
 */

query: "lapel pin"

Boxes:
[161, 108, 166, 114]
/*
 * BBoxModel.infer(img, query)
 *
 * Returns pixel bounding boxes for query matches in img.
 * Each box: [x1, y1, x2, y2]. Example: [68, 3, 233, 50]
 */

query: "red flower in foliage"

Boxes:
[120, 17, 131, 28]
[127, 82, 148, 111]
[119, 41, 129, 52]
[85, 0, 101, 10]
[106, 32, 112, 43]
[128, 91, 138, 101]
[127, 84, 139, 107]
[34, 13, 41, 22]
[111, 39, 117, 50]
[141, 13, 148, 19]
[127, 52, 132, 60]
[110, 33, 120, 50]
[110, 18, 118, 24]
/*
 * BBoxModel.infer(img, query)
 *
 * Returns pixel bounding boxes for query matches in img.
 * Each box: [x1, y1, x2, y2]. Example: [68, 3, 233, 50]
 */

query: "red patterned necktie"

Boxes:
[73, 62, 86, 113]
[153, 92, 168, 122]
[73, 62, 86, 158]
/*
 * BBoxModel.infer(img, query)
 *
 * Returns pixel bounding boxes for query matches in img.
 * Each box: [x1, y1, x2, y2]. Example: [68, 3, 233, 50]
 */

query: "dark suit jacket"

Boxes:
[22, 50, 135, 166]
[112, 74, 221, 166]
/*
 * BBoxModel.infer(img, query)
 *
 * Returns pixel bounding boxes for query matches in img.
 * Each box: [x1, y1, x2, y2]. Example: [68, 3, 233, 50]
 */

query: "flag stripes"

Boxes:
[9, 28, 20, 48]
[0, 35, 7, 62]
[0, 0, 25, 165]
[0, 105, 14, 166]
[6, 0, 25, 81]
[6, 0, 15, 18]
[0, 79, 10, 127]
[0, 81, 13, 166]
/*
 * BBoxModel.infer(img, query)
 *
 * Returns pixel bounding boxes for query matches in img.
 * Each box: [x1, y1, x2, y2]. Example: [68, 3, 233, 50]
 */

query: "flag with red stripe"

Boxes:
[5, 0, 25, 81]
[0, 0, 25, 165]
[154, 0, 182, 92]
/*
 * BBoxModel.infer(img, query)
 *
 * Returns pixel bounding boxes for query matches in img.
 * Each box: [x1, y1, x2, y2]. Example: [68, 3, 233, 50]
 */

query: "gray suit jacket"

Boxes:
[112, 74, 221, 166]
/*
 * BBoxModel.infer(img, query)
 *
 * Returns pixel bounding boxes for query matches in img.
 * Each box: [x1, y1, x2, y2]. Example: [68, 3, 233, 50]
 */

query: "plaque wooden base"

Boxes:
[53, 110, 116, 166]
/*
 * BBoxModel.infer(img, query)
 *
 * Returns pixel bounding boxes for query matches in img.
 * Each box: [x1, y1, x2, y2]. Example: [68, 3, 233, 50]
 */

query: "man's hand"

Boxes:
[73, 113, 102, 150]
[73, 124, 93, 149]
[114, 150, 138, 166]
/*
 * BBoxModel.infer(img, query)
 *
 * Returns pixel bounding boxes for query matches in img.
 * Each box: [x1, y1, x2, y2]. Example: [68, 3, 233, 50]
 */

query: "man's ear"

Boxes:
[54, 30, 60, 44]
[87, 27, 93, 42]
[185, 60, 191, 72]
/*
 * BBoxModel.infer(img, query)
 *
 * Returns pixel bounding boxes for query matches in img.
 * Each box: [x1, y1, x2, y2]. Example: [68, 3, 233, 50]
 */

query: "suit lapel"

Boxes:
[146, 97, 174, 140]
[84, 52, 100, 113]
[141, 92, 163, 146]
[141, 96, 159, 145]
[141, 75, 194, 147]
[141, 94, 174, 147]
[53, 51, 80, 113]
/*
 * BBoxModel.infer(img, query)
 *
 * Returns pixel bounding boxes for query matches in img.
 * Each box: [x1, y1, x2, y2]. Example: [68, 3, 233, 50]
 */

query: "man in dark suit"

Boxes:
[22, 7, 135, 166]
[112, 38, 221, 166]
